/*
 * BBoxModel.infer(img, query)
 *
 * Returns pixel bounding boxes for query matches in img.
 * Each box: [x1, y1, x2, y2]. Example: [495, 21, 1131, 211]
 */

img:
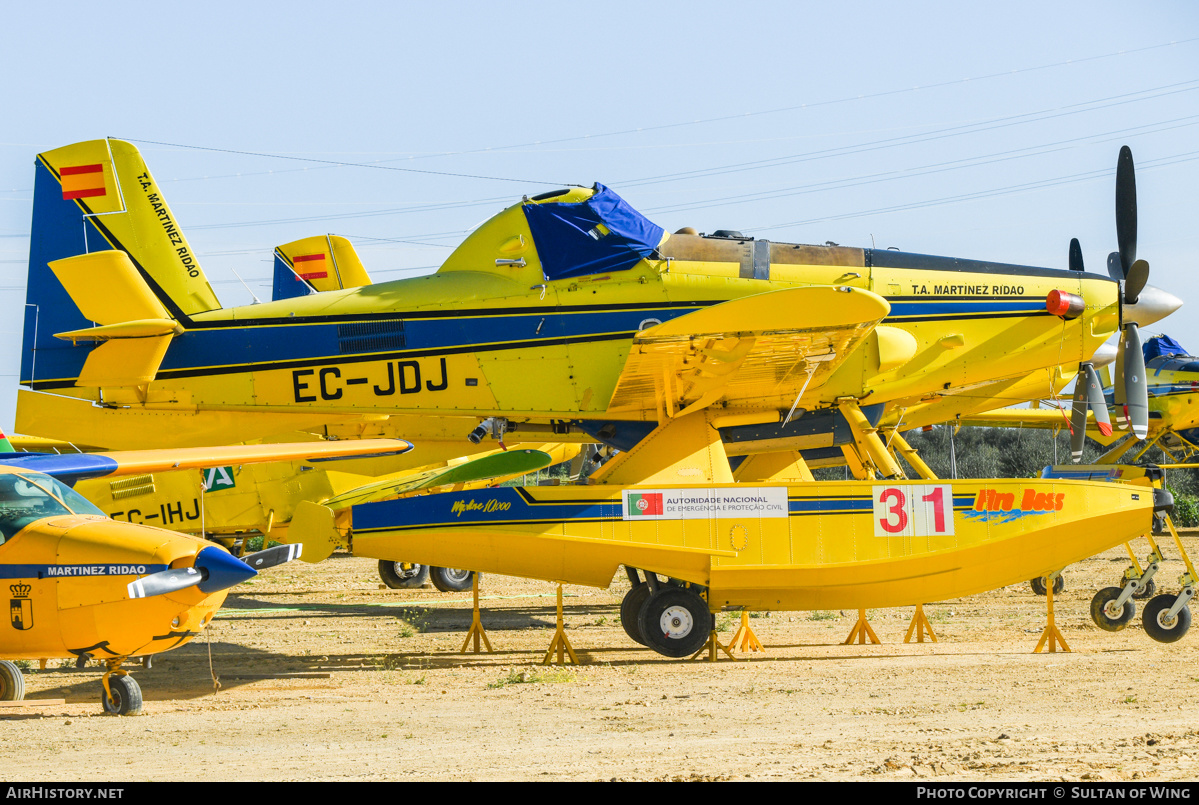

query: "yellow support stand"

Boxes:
[690, 629, 736, 662]
[541, 585, 579, 665]
[1033, 576, 1071, 653]
[460, 574, 493, 654]
[726, 611, 765, 654]
[904, 605, 938, 643]
[843, 608, 881, 645]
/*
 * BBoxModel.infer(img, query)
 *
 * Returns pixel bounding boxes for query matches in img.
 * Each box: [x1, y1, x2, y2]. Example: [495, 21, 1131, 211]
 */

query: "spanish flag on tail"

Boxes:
[59, 164, 107, 200]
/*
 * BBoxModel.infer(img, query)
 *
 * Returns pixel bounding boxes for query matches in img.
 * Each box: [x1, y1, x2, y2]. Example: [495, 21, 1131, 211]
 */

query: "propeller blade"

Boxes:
[127, 567, 203, 599]
[1114, 333, 1127, 427]
[1123, 323, 1149, 440]
[1070, 365, 1089, 462]
[1116, 145, 1138, 274]
[1106, 252, 1124, 282]
[1083, 363, 1113, 437]
[1124, 259, 1150, 305]
[242, 543, 303, 571]
[1068, 238, 1085, 272]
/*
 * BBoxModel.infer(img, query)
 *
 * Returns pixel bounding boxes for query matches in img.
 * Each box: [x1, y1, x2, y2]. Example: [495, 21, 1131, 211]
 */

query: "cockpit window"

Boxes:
[0, 473, 105, 543]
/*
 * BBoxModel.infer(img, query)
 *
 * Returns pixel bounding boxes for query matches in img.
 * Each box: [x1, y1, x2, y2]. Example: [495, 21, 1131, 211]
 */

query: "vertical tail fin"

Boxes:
[22, 139, 219, 388]
[271, 235, 371, 301]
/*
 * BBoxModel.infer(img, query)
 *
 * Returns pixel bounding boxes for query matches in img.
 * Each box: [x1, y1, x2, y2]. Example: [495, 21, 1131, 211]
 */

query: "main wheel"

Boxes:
[101, 675, 143, 716]
[0, 661, 24, 702]
[1143, 595, 1192, 643]
[1029, 575, 1064, 596]
[1090, 587, 1135, 631]
[1132, 578, 1157, 600]
[378, 561, 430, 589]
[430, 567, 476, 593]
[620, 583, 652, 646]
[637, 588, 711, 658]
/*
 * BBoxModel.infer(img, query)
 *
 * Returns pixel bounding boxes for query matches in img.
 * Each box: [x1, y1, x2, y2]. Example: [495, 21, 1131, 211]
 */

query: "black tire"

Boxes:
[430, 567, 476, 593]
[1143, 595, 1192, 643]
[620, 583, 652, 646]
[101, 675, 143, 716]
[378, 561, 430, 589]
[0, 661, 24, 702]
[1029, 575, 1065, 596]
[1132, 578, 1157, 601]
[1090, 586, 1135, 632]
[637, 588, 711, 658]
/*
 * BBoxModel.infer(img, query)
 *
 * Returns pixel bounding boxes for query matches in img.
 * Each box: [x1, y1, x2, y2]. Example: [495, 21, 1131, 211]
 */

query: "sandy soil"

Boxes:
[3, 538, 1199, 782]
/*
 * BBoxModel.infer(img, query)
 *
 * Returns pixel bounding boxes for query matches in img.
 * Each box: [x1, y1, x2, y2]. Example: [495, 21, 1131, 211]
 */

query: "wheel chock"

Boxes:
[1033, 578, 1071, 653]
[904, 605, 939, 643]
[843, 608, 881, 645]
[541, 585, 579, 665]
[726, 611, 765, 654]
[460, 573, 493, 654]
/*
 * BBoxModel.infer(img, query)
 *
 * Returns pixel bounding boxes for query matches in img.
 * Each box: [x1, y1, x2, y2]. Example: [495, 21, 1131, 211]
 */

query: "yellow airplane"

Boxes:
[0, 438, 410, 713]
[15, 139, 1180, 490]
[12, 139, 1183, 653]
[290, 468, 1171, 657]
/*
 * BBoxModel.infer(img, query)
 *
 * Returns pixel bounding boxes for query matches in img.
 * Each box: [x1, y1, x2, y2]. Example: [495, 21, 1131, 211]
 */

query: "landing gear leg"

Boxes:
[100, 658, 143, 716]
[1143, 514, 1197, 643]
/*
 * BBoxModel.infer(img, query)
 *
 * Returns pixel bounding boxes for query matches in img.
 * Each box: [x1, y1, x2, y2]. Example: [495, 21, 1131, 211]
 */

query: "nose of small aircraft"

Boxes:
[1124, 285, 1183, 328]
[195, 545, 258, 594]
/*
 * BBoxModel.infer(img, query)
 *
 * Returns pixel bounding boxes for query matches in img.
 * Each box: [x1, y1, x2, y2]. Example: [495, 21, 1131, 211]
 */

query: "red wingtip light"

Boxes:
[1046, 290, 1086, 319]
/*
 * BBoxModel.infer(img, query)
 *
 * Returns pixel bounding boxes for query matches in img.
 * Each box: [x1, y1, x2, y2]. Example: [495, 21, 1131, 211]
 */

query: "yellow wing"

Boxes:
[606, 285, 890, 416]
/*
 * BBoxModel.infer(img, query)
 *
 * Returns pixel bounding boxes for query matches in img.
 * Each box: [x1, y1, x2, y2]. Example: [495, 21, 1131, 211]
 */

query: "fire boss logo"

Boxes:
[973, 488, 1065, 513]
[9, 583, 32, 631]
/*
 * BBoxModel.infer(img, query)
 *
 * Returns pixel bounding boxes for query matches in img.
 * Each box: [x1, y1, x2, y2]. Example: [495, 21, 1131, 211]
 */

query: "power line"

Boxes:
[117, 138, 577, 187]
[748, 150, 1199, 234]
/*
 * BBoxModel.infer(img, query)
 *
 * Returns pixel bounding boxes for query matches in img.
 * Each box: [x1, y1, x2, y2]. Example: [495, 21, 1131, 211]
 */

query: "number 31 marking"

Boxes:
[872, 484, 955, 537]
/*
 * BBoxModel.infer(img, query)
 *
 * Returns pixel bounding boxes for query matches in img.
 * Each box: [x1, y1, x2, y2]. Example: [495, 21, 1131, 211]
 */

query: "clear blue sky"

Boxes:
[2, 1, 1197, 431]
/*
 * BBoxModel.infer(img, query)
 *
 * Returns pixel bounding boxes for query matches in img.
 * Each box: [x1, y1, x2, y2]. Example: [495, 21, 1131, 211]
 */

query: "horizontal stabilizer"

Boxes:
[48, 251, 182, 387]
[322, 449, 553, 509]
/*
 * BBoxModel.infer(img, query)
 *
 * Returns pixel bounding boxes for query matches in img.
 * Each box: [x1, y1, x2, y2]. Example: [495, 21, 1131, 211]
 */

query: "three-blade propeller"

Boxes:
[1068, 146, 1153, 460]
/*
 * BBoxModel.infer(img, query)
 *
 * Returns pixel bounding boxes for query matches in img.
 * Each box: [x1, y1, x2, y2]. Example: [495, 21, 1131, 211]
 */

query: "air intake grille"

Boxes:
[337, 320, 405, 354]
[110, 474, 155, 500]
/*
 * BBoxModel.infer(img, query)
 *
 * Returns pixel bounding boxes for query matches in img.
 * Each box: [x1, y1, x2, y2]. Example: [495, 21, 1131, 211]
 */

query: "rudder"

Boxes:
[22, 139, 220, 388]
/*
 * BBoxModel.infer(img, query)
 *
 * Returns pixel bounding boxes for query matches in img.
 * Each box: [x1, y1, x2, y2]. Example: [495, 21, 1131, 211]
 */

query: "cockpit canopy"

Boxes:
[0, 471, 105, 542]
[521, 184, 665, 281]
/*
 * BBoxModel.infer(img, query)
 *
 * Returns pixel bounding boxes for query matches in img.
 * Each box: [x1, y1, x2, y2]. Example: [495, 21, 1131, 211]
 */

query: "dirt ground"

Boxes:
[4, 537, 1199, 782]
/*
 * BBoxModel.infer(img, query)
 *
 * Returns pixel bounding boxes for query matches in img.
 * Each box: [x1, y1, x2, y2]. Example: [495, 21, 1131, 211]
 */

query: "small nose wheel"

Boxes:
[101, 660, 143, 716]
[1143, 594, 1193, 643]
[1090, 587, 1135, 631]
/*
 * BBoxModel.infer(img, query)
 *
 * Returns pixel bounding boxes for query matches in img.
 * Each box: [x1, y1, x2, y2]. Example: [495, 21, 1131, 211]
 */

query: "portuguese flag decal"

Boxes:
[627, 492, 664, 516]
